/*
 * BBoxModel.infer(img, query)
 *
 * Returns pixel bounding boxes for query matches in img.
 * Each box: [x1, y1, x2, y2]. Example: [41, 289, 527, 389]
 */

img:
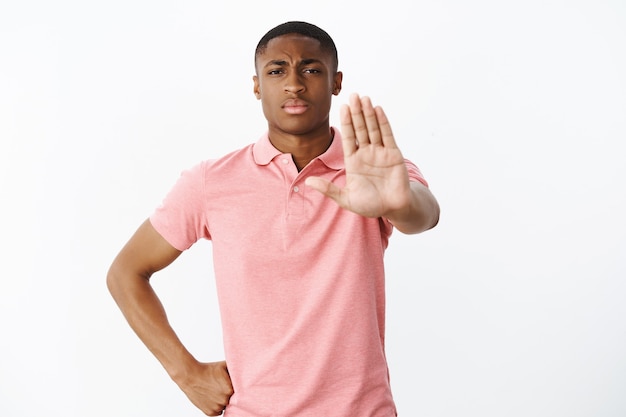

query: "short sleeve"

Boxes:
[404, 158, 428, 187]
[150, 161, 211, 251]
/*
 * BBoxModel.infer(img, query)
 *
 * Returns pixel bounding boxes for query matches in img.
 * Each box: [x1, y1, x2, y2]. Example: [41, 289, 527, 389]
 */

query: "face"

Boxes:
[253, 34, 342, 137]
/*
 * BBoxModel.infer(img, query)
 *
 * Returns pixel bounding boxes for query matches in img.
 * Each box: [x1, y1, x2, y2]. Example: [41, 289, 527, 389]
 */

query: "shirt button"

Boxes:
[293, 186, 300, 193]
[282, 159, 289, 164]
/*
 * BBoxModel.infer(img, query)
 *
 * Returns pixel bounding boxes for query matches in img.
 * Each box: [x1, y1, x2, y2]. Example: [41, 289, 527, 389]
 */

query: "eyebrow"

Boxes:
[263, 58, 324, 69]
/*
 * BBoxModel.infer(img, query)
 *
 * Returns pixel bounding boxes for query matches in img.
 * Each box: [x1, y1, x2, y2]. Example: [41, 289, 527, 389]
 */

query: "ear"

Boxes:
[253, 75, 261, 100]
[332, 71, 343, 96]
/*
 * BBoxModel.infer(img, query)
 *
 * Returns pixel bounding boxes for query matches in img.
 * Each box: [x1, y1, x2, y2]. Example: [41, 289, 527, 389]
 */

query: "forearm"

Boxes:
[107, 270, 197, 381]
[386, 181, 440, 234]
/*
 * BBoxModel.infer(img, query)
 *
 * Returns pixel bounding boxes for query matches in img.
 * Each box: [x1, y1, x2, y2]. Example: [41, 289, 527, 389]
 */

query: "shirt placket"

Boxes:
[276, 155, 307, 248]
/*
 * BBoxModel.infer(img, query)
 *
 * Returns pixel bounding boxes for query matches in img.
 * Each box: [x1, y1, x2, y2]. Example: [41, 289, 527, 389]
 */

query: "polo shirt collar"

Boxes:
[253, 127, 344, 170]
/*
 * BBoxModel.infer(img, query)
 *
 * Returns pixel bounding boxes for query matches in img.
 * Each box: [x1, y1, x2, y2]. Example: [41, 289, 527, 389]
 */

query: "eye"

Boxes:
[267, 68, 284, 75]
[303, 68, 321, 74]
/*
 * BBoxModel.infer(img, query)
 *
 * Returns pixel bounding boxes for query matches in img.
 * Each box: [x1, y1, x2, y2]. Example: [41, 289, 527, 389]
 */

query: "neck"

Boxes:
[268, 127, 334, 171]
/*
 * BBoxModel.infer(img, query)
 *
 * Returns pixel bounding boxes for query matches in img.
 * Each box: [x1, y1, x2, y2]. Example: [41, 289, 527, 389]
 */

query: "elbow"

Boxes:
[106, 261, 134, 300]
[106, 259, 153, 301]
[392, 192, 440, 235]
[418, 186, 440, 233]
[428, 199, 441, 230]
[106, 264, 122, 300]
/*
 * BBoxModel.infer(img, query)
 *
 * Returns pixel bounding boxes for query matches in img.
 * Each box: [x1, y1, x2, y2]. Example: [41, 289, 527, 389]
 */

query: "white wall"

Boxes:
[1, 1, 625, 416]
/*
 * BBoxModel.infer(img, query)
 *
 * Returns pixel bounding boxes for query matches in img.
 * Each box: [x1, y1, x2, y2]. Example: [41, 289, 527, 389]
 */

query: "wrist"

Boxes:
[162, 347, 199, 385]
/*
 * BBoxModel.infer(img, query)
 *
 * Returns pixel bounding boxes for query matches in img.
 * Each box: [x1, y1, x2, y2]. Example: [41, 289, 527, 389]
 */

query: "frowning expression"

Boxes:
[253, 33, 342, 137]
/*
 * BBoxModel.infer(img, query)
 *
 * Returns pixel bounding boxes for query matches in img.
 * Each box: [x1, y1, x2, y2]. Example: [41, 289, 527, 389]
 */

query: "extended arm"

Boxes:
[383, 179, 439, 234]
[305, 93, 440, 234]
[106, 219, 233, 416]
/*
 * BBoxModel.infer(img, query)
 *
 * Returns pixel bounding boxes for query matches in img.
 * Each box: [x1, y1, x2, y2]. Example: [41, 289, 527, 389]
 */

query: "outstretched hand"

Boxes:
[306, 93, 412, 219]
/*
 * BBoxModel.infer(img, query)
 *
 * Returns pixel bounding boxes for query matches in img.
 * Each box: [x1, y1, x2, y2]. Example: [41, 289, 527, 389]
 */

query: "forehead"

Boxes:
[257, 33, 332, 65]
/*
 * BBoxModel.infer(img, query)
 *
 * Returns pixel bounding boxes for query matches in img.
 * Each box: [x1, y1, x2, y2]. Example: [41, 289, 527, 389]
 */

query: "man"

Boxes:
[107, 21, 439, 416]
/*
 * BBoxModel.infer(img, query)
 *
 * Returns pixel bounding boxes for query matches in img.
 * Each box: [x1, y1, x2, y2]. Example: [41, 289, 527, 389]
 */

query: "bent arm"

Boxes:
[106, 219, 233, 415]
[106, 218, 194, 378]
[385, 180, 440, 235]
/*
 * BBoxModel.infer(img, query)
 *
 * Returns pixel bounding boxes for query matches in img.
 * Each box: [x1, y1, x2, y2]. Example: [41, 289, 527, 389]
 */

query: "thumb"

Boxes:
[305, 176, 343, 202]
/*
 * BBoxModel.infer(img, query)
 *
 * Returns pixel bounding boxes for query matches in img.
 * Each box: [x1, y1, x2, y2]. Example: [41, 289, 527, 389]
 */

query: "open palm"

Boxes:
[306, 93, 412, 218]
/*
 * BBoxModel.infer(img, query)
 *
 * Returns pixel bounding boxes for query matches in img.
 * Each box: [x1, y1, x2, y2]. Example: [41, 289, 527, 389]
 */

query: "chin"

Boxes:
[275, 120, 319, 135]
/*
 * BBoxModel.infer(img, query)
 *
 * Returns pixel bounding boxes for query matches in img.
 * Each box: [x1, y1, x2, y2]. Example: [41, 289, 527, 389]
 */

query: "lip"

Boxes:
[282, 99, 309, 115]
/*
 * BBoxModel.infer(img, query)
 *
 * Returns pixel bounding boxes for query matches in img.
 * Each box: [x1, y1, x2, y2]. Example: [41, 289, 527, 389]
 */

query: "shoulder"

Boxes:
[173, 144, 256, 187]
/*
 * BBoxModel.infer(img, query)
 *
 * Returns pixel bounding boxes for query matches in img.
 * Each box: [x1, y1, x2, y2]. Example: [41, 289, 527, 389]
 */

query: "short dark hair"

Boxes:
[255, 21, 339, 72]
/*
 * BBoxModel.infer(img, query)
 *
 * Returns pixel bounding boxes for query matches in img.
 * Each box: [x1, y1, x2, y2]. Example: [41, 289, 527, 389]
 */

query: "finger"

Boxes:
[347, 93, 370, 146]
[361, 96, 382, 146]
[374, 106, 398, 148]
[339, 104, 357, 157]
[305, 176, 346, 207]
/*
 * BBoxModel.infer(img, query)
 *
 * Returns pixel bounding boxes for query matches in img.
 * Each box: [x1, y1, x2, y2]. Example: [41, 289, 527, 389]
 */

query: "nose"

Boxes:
[284, 71, 305, 94]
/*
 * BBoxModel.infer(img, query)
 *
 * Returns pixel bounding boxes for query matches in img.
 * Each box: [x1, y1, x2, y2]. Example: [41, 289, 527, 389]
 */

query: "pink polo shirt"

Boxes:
[150, 129, 427, 417]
